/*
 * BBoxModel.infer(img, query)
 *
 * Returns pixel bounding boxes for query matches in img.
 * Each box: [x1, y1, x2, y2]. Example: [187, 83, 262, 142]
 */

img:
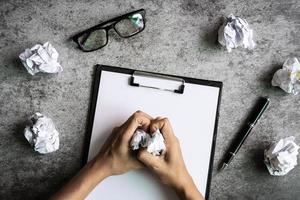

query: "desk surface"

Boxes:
[0, 0, 299, 199]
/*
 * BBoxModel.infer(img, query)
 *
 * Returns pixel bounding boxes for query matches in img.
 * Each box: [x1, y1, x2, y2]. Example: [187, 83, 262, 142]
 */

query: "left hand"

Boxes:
[94, 111, 152, 176]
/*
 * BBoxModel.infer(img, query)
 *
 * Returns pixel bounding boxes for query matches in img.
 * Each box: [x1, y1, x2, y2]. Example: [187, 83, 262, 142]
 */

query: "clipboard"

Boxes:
[84, 65, 222, 200]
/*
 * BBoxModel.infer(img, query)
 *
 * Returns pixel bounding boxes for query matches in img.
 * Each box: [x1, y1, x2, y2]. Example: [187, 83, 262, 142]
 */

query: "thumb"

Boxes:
[137, 148, 160, 169]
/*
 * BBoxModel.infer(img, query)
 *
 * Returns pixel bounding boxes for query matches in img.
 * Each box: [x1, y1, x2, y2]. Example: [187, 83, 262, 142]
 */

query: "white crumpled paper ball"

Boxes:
[271, 57, 300, 95]
[130, 129, 166, 156]
[264, 136, 299, 176]
[130, 129, 149, 150]
[24, 113, 60, 154]
[19, 42, 63, 75]
[218, 14, 256, 52]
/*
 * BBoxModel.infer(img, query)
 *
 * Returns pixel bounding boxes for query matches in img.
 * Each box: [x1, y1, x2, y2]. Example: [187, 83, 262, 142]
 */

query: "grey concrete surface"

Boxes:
[0, 0, 299, 199]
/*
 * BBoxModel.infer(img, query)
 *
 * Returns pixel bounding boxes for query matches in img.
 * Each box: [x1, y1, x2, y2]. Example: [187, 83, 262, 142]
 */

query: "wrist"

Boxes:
[171, 169, 191, 190]
[49, 157, 112, 200]
[172, 173, 203, 200]
[89, 156, 112, 182]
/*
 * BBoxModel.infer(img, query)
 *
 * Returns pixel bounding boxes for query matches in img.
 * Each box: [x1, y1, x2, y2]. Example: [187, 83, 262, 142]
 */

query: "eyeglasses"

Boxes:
[72, 9, 146, 52]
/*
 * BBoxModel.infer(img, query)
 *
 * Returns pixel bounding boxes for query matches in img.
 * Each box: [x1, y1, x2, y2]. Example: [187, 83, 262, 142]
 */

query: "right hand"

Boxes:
[137, 118, 204, 200]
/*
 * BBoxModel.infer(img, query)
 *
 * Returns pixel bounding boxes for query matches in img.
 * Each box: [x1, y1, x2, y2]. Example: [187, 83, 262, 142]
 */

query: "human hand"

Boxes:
[49, 111, 152, 200]
[94, 111, 152, 177]
[137, 117, 204, 200]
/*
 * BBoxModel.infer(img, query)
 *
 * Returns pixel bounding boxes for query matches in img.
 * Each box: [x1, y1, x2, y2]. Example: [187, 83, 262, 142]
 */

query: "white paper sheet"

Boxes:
[86, 70, 220, 200]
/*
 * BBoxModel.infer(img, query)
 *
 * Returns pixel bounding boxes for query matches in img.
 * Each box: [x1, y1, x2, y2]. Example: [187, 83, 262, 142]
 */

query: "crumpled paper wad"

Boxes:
[218, 14, 256, 52]
[271, 57, 300, 95]
[19, 42, 63, 75]
[130, 129, 166, 156]
[264, 136, 299, 176]
[24, 113, 60, 154]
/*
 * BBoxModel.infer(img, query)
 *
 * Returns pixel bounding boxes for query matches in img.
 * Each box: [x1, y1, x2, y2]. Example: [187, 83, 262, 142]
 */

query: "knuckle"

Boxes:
[135, 110, 142, 115]
[162, 118, 170, 124]
[133, 111, 142, 119]
[151, 162, 161, 171]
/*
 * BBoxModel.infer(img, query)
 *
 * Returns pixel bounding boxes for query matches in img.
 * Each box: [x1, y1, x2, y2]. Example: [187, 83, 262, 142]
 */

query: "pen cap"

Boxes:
[247, 97, 270, 125]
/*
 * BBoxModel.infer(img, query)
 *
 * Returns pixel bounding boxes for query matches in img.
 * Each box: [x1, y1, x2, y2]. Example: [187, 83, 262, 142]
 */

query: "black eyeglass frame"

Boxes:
[72, 9, 146, 52]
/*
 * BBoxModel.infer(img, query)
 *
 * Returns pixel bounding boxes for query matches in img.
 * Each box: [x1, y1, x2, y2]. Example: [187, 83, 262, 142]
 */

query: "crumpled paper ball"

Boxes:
[24, 113, 60, 154]
[131, 129, 149, 150]
[218, 14, 256, 52]
[271, 57, 300, 95]
[19, 42, 63, 75]
[130, 129, 166, 156]
[264, 136, 299, 176]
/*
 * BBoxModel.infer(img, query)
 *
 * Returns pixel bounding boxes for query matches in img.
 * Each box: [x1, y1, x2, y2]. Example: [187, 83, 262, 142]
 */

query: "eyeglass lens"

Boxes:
[78, 29, 107, 51]
[77, 12, 144, 51]
[114, 13, 144, 37]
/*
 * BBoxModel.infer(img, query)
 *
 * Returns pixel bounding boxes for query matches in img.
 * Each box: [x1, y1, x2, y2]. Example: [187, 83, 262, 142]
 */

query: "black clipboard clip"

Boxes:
[130, 71, 185, 94]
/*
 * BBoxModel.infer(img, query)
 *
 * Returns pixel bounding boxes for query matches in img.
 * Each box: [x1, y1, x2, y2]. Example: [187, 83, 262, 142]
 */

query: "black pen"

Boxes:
[220, 97, 270, 171]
